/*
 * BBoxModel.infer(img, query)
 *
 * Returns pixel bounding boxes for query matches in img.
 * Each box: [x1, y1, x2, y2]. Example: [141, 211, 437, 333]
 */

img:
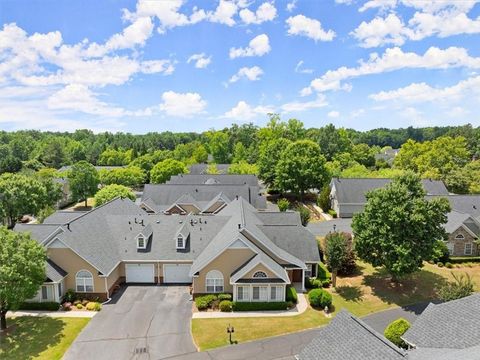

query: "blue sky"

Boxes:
[0, 0, 479, 133]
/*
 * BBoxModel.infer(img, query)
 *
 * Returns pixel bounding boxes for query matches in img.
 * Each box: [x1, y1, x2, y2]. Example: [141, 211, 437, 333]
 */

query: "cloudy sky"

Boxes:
[0, 0, 479, 133]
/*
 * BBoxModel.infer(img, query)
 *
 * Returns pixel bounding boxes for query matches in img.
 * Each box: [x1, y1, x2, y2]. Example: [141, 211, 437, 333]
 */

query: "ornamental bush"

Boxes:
[308, 289, 332, 308]
[219, 300, 233, 312]
[384, 318, 411, 348]
[195, 294, 218, 311]
[218, 293, 232, 301]
[19, 302, 60, 311]
[277, 198, 290, 212]
[232, 302, 289, 311]
[86, 302, 102, 311]
[286, 286, 298, 304]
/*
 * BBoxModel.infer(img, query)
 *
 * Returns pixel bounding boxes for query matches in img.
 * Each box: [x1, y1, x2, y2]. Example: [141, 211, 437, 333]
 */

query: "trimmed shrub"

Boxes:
[86, 302, 102, 311]
[286, 286, 298, 304]
[384, 318, 410, 348]
[76, 303, 84, 309]
[19, 302, 60, 311]
[297, 206, 311, 226]
[63, 289, 77, 303]
[317, 262, 331, 281]
[219, 300, 233, 312]
[277, 198, 290, 212]
[437, 262, 444, 267]
[445, 262, 453, 268]
[322, 279, 331, 288]
[94, 302, 102, 311]
[317, 185, 331, 211]
[218, 293, 232, 301]
[327, 209, 337, 218]
[232, 302, 289, 311]
[430, 240, 450, 264]
[306, 278, 322, 289]
[195, 294, 218, 311]
[308, 289, 332, 308]
[450, 256, 480, 264]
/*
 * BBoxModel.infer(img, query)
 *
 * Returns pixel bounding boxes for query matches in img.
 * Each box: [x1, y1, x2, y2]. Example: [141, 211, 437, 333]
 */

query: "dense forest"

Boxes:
[0, 115, 479, 226]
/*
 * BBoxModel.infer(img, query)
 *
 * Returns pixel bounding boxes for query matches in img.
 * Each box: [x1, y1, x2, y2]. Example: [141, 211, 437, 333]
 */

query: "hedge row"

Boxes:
[286, 286, 298, 304]
[19, 302, 60, 311]
[232, 302, 290, 311]
[450, 256, 480, 264]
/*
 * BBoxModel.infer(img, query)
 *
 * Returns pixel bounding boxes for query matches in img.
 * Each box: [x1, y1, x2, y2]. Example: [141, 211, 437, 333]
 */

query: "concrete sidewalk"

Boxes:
[7, 310, 97, 318]
[192, 294, 309, 319]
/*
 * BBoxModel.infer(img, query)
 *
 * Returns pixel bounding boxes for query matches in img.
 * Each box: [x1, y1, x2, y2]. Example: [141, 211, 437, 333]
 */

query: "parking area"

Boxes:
[64, 285, 196, 360]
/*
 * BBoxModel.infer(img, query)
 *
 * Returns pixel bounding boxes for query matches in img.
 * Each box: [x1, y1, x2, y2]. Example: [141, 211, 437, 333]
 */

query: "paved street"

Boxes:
[64, 285, 196, 360]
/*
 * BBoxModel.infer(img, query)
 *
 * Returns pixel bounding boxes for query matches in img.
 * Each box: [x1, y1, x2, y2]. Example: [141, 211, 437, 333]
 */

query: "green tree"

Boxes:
[311, 124, 352, 161]
[192, 144, 208, 163]
[232, 142, 248, 163]
[207, 131, 230, 163]
[206, 163, 220, 174]
[352, 172, 451, 281]
[150, 159, 188, 184]
[0, 173, 48, 227]
[66, 140, 87, 163]
[94, 184, 136, 207]
[67, 161, 100, 207]
[0, 155, 22, 174]
[384, 318, 411, 348]
[98, 166, 146, 187]
[317, 185, 331, 211]
[325, 232, 348, 287]
[352, 143, 376, 167]
[35, 168, 63, 207]
[227, 161, 258, 175]
[0, 227, 46, 330]
[36, 136, 66, 168]
[257, 138, 291, 189]
[296, 206, 311, 226]
[98, 148, 133, 166]
[275, 140, 327, 199]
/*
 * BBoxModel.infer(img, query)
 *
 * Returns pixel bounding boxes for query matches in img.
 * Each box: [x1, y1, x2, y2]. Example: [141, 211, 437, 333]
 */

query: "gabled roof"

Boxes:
[43, 210, 88, 224]
[13, 223, 62, 244]
[45, 258, 68, 282]
[331, 178, 449, 205]
[444, 210, 480, 236]
[298, 310, 407, 360]
[202, 192, 230, 213]
[402, 293, 480, 349]
[427, 194, 480, 220]
[230, 253, 290, 284]
[188, 164, 230, 175]
[167, 174, 260, 186]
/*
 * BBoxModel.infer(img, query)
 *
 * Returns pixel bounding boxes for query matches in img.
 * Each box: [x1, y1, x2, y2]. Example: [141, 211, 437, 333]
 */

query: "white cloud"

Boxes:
[187, 53, 212, 69]
[295, 60, 313, 74]
[370, 75, 480, 103]
[328, 110, 340, 118]
[286, 14, 335, 42]
[208, 0, 238, 26]
[158, 91, 207, 117]
[286, 0, 297, 12]
[229, 66, 264, 83]
[229, 34, 271, 58]
[352, 13, 410, 48]
[224, 100, 273, 120]
[239, 2, 277, 24]
[359, 0, 397, 12]
[281, 95, 327, 113]
[140, 59, 175, 75]
[302, 46, 480, 94]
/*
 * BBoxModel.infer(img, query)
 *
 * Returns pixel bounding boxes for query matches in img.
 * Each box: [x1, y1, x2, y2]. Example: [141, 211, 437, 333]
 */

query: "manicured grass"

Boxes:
[0, 317, 90, 360]
[192, 307, 331, 351]
[192, 261, 480, 351]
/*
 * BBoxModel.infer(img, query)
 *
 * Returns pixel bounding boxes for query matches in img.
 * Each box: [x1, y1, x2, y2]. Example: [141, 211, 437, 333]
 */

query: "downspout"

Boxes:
[102, 277, 112, 305]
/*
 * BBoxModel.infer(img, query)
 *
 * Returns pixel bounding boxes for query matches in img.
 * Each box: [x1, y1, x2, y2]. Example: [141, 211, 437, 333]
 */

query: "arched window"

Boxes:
[205, 270, 224, 293]
[76, 270, 93, 292]
[253, 271, 267, 278]
[455, 234, 465, 240]
[177, 234, 184, 249]
[137, 235, 146, 249]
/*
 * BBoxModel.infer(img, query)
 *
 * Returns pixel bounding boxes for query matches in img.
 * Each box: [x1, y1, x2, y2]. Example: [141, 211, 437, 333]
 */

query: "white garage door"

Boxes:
[125, 264, 155, 283]
[164, 264, 192, 284]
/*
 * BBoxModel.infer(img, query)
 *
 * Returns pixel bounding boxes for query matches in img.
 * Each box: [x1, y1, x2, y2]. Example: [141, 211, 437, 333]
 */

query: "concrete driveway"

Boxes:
[64, 285, 196, 360]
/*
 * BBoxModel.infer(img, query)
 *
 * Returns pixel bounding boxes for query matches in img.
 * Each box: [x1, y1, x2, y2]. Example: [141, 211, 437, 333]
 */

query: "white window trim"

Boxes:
[235, 284, 285, 302]
[205, 270, 224, 293]
[465, 243, 473, 255]
[253, 271, 267, 278]
[177, 234, 185, 249]
[252, 286, 268, 302]
[76, 270, 94, 292]
[137, 235, 146, 250]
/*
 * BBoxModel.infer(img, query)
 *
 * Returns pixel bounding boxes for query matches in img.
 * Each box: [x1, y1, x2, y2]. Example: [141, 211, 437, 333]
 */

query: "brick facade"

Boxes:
[447, 227, 479, 257]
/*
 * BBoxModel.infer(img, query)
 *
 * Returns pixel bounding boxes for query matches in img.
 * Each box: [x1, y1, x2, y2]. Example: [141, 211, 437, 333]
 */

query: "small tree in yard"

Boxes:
[352, 172, 450, 282]
[94, 184, 136, 207]
[277, 198, 290, 212]
[68, 161, 100, 207]
[150, 159, 188, 184]
[384, 318, 411, 348]
[437, 272, 475, 302]
[0, 227, 46, 330]
[325, 232, 348, 287]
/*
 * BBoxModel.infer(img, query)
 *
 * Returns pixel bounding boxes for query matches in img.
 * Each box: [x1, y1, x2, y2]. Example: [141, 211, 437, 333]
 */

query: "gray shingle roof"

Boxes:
[407, 345, 480, 360]
[427, 194, 480, 220]
[298, 310, 407, 360]
[46, 258, 68, 282]
[168, 174, 260, 186]
[43, 210, 88, 224]
[13, 224, 61, 244]
[307, 219, 353, 237]
[332, 178, 448, 205]
[403, 294, 480, 349]
[444, 211, 480, 235]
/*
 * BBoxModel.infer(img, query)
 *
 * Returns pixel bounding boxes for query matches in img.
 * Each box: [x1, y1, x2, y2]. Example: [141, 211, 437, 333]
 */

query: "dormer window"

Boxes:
[177, 234, 185, 249]
[137, 235, 146, 249]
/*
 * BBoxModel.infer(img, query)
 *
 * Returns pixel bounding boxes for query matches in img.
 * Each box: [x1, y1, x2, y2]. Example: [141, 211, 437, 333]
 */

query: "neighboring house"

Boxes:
[167, 174, 260, 186]
[188, 164, 230, 175]
[15, 196, 319, 302]
[443, 210, 480, 256]
[375, 148, 399, 166]
[141, 182, 266, 214]
[297, 310, 407, 360]
[297, 294, 480, 360]
[330, 178, 449, 218]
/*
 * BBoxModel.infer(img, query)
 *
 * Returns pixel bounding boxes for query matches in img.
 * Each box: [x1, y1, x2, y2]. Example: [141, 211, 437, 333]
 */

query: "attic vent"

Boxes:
[134, 347, 148, 354]
[156, 220, 160, 224]
[179, 220, 183, 224]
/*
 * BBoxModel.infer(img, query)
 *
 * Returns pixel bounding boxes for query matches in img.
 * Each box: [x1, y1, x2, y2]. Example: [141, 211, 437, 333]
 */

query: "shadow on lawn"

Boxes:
[363, 268, 448, 307]
[0, 317, 64, 360]
[335, 285, 364, 302]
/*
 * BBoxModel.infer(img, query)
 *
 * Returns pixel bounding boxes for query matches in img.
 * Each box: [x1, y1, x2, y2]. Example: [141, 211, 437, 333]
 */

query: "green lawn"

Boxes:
[192, 261, 480, 351]
[0, 317, 90, 360]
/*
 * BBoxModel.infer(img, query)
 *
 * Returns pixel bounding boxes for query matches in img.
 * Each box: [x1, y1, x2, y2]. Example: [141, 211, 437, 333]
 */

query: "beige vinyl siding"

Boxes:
[194, 248, 255, 294]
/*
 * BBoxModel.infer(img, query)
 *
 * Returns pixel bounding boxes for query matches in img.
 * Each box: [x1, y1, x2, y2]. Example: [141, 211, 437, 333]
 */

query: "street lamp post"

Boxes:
[226, 324, 235, 344]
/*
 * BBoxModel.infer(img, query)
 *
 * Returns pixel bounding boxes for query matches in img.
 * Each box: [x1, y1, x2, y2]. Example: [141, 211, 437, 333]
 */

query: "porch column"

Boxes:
[301, 269, 306, 292]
